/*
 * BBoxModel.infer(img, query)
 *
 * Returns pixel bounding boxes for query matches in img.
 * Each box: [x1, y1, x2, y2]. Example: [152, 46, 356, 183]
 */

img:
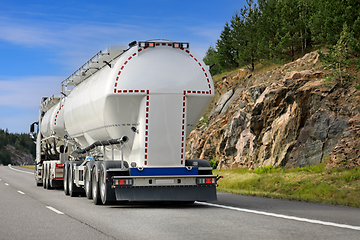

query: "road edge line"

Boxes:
[196, 201, 360, 231]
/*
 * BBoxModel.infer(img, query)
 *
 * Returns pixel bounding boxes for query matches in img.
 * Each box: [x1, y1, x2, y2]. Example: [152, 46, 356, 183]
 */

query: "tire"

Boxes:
[35, 165, 42, 186]
[47, 165, 52, 189]
[84, 165, 92, 199]
[63, 162, 69, 196]
[68, 163, 76, 197]
[99, 163, 114, 205]
[43, 165, 47, 189]
[92, 166, 101, 205]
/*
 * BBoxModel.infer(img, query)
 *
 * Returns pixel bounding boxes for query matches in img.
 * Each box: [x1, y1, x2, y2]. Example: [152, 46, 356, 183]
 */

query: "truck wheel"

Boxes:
[35, 165, 42, 186]
[92, 167, 101, 205]
[43, 165, 47, 189]
[63, 162, 69, 196]
[68, 163, 76, 197]
[99, 163, 114, 205]
[47, 165, 52, 189]
[84, 166, 92, 199]
[36, 178, 42, 187]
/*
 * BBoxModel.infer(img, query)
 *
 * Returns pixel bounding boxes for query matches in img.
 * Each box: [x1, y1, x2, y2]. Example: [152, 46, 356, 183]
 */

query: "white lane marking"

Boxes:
[5, 183, 9, 186]
[8, 165, 33, 174]
[46, 206, 64, 215]
[197, 202, 360, 231]
[17, 190, 25, 195]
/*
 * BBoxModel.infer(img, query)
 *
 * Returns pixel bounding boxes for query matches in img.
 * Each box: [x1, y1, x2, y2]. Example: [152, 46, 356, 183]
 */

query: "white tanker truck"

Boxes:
[30, 40, 218, 205]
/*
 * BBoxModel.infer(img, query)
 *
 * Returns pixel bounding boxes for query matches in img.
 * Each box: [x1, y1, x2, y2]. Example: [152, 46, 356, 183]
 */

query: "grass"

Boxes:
[212, 61, 284, 84]
[214, 164, 360, 207]
[20, 165, 35, 170]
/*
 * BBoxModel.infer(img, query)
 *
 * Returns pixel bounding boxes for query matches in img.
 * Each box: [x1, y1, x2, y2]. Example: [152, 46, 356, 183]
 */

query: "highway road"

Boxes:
[0, 165, 359, 240]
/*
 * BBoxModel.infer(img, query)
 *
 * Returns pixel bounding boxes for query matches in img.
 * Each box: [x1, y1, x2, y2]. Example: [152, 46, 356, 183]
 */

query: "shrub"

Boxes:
[209, 156, 219, 169]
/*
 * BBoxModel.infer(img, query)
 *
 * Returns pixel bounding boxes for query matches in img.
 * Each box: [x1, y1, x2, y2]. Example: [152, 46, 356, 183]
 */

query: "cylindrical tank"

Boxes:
[63, 42, 214, 167]
[40, 100, 67, 139]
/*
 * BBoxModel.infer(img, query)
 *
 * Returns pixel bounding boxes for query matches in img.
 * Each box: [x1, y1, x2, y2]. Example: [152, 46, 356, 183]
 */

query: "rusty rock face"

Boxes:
[186, 51, 360, 170]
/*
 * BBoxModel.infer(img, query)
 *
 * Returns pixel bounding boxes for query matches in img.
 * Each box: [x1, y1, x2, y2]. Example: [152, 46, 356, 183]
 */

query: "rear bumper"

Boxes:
[114, 185, 217, 201]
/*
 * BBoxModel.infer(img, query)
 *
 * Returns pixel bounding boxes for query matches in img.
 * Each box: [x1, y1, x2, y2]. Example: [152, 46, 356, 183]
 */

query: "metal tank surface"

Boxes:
[31, 40, 219, 204]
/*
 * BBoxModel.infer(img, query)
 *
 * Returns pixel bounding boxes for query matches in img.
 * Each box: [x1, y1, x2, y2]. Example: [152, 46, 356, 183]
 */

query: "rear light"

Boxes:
[196, 177, 216, 185]
[138, 42, 155, 48]
[181, 43, 189, 48]
[114, 178, 133, 186]
[138, 41, 189, 49]
[55, 163, 64, 168]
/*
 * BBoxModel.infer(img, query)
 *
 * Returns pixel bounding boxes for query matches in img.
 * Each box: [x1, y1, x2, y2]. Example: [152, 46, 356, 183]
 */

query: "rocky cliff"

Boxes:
[5, 145, 34, 165]
[186, 52, 360, 170]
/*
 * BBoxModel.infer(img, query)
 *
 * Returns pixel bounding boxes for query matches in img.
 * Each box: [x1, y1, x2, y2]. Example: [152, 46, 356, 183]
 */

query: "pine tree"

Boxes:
[319, 23, 354, 85]
[216, 22, 239, 69]
[203, 45, 223, 75]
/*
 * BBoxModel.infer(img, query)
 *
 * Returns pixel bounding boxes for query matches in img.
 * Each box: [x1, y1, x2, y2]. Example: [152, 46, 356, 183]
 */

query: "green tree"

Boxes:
[236, 0, 261, 71]
[256, 0, 276, 60]
[319, 23, 355, 85]
[216, 22, 239, 69]
[271, 0, 309, 61]
[0, 149, 11, 165]
[310, 0, 360, 45]
[0, 128, 36, 165]
[203, 45, 223, 75]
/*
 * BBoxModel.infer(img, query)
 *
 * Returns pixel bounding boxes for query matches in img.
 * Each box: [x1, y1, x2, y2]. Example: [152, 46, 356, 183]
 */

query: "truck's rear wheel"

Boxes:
[99, 163, 114, 205]
[35, 165, 42, 186]
[84, 165, 92, 199]
[43, 165, 48, 189]
[63, 162, 69, 196]
[92, 167, 101, 205]
[68, 163, 76, 197]
[47, 165, 52, 189]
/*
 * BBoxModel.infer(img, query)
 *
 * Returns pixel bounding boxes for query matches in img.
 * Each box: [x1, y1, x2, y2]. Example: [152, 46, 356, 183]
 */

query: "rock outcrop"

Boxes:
[5, 145, 34, 165]
[186, 52, 360, 170]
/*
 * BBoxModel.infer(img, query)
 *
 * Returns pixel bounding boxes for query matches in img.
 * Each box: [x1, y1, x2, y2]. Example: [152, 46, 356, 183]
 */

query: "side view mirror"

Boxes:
[30, 122, 38, 133]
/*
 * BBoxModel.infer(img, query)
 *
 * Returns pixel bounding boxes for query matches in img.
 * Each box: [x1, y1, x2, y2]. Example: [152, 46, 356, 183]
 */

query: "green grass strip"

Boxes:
[214, 165, 360, 207]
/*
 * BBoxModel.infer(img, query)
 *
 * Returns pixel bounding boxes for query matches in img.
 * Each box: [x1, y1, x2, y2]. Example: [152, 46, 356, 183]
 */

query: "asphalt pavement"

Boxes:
[1, 165, 359, 240]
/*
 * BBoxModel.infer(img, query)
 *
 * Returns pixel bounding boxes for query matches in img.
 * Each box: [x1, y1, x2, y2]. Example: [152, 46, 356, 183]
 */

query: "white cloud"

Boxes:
[0, 17, 57, 46]
[0, 76, 63, 133]
[0, 76, 63, 107]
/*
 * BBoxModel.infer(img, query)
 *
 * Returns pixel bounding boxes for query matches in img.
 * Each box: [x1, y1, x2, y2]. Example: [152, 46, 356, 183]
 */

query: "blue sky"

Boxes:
[0, 0, 246, 133]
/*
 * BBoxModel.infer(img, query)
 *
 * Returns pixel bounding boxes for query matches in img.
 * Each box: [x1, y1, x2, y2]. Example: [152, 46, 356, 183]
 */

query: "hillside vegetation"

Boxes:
[204, 0, 360, 81]
[0, 129, 35, 165]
